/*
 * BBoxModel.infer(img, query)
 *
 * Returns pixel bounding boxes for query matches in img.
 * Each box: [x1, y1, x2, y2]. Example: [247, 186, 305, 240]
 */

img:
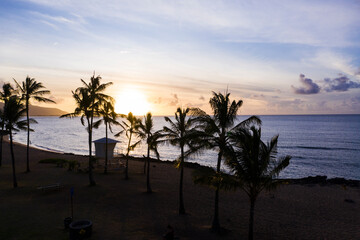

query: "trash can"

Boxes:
[69, 219, 92, 240]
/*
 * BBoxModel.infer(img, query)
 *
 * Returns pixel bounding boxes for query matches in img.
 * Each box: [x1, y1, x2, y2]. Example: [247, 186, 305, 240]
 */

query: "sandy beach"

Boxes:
[0, 140, 359, 240]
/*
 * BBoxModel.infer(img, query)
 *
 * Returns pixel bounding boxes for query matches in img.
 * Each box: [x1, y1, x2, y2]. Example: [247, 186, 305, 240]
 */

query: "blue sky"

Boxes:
[0, 0, 359, 115]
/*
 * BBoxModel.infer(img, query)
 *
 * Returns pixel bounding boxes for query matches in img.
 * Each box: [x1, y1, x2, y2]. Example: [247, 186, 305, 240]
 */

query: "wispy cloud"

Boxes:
[21, 0, 360, 47]
[309, 50, 359, 76]
[29, 10, 87, 31]
[292, 74, 321, 94]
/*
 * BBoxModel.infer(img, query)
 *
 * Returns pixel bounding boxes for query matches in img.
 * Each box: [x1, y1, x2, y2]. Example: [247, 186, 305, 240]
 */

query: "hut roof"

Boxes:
[93, 137, 120, 144]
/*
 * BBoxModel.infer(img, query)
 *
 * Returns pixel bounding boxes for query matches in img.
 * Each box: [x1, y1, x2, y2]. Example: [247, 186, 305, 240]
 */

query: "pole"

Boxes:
[70, 187, 74, 219]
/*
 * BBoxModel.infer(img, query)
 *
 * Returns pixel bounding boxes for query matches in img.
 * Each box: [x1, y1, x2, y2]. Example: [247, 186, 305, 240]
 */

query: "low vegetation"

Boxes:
[39, 158, 80, 171]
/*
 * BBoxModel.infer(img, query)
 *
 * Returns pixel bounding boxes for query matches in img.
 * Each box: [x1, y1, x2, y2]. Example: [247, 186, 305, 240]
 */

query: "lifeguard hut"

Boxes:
[93, 137, 120, 159]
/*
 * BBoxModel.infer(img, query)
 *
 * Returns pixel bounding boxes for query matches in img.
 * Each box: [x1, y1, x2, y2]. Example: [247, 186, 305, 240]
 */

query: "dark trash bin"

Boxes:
[69, 219, 92, 240]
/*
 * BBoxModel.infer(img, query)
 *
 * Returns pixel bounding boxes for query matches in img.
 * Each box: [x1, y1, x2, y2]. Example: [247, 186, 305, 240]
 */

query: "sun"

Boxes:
[115, 87, 151, 116]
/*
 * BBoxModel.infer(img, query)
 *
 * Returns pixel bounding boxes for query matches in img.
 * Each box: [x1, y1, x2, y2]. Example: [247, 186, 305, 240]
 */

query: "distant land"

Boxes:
[0, 102, 67, 116]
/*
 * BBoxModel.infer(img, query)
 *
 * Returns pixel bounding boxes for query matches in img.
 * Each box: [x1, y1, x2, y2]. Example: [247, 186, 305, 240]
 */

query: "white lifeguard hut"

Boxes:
[93, 137, 120, 159]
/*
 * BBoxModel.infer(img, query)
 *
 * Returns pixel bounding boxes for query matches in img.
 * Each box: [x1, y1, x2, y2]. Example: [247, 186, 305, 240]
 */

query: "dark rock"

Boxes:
[344, 199, 355, 203]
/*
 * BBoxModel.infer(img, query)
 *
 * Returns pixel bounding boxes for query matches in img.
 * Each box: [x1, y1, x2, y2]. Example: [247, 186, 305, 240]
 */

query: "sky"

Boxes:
[0, 0, 359, 115]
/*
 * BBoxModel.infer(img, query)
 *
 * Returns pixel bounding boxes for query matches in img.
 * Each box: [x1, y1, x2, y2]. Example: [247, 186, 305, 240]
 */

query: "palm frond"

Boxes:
[192, 167, 238, 191]
[33, 96, 55, 103]
[115, 130, 124, 137]
[226, 124, 291, 199]
[92, 119, 102, 129]
[129, 140, 141, 151]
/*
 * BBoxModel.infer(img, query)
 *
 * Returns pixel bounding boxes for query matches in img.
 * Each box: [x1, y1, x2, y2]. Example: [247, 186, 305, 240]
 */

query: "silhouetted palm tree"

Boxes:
[14, 76, 55, 172]
[0, 83, 15, 167]
[115, 112, 141, 180]
[137, 112, 162, 193]
[163, 107, 203, 214]
[61, 74, 112, 186]
[98, 101, 119, 174]
[3, 96, 35, 188]
[226, 126, 291, 240]
[192, 91, 261, 231]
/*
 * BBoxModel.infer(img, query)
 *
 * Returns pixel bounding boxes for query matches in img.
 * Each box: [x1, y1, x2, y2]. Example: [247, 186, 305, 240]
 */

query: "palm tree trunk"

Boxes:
[0, 123, 4, 167]
[104, 122, 108, 174]
[125, 132, 132, 180]
[211, 151, 222, 230]
[146, 145, 152, 193]
[26, 100, 30, 173]
[143, 157, 146, 174]
[179, 145, 185, 215]
[249, 198, 256, 240]
[88, 117, 96, 186]
[9, 129, 17, 188]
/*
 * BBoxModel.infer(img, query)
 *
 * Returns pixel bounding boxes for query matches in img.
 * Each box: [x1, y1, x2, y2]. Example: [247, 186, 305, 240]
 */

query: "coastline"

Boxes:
[12, 114, 360, 180]
[11, 138, 360, 182]
[0, 140, 359, 239]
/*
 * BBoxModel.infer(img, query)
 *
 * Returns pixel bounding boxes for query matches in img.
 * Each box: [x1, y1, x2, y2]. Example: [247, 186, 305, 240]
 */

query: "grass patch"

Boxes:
[39, 158, 80, 171]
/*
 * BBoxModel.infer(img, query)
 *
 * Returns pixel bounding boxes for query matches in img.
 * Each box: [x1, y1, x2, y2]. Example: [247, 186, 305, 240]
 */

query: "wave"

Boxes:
[33, 144, 64, 154]
[281, 146, 359, 151]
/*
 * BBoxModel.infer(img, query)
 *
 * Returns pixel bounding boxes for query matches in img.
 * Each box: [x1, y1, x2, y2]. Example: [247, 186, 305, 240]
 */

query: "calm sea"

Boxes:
[12, 115, 360, 180]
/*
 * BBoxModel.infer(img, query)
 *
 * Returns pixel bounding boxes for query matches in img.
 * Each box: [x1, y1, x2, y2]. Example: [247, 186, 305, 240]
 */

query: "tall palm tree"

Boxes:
[98, 101, 119, 174]
[115, 112, 141, 180]
[0, 83, 15, 167]
[14, 76, 55, 172]
[226, 126, 291, 240]
[192, 91, 261, 231]
[137, 112, 162, 193]
[163, 107, 203, 215]
[61, 74, 112, 186]
[3, 96, 35, 188]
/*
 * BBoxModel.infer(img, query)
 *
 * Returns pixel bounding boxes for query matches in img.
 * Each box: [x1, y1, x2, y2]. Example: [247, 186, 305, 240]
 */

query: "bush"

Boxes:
[39, 158, 68, 167]
[67, 160, 80, 171]
[39, 158, 80, 172]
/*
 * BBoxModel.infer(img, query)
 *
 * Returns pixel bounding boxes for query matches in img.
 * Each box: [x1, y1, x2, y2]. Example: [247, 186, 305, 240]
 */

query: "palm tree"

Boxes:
[162, 107, 204, 214]
[115, 112, 141, 180]
[2, 96, 35, 188]
[14, 76, 55, 172]
[226, 125, 291, 240]
[137, 112, 162, 193]
[0, 83, 15, 167]
[61, 74, 112, 186]
[98, 101, 119, 174]
[192, 91, 261, 231]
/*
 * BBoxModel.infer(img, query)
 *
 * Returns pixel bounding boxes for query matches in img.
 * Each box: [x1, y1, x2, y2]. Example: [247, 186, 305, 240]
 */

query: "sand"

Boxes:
[0, 140, 359, 240]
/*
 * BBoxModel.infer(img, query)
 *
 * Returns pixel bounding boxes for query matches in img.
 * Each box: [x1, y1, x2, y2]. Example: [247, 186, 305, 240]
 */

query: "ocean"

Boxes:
[12, 115, 360, 180]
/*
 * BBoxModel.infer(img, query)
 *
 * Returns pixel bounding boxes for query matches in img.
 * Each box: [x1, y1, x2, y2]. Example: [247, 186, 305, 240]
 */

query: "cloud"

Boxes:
[22, 0, 360, 47]
[169, 94, 179, 106]
[355, 67, 360, 76]
[152, 97, 162, 104]
[324, 75, 360, 92]
[292, 74, 321, 94]
[251, 94, 265, 98]
[351, 96, 360, 104]
[49, 95, 64, 104]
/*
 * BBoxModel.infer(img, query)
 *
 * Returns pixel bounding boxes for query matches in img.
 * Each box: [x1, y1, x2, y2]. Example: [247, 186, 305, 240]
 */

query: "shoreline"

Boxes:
[11, 114, 360, 181]
[11, 139, 360, 184]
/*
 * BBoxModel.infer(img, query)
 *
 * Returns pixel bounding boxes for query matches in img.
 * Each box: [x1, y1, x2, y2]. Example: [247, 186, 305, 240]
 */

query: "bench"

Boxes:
[37, 183, 62, 192]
